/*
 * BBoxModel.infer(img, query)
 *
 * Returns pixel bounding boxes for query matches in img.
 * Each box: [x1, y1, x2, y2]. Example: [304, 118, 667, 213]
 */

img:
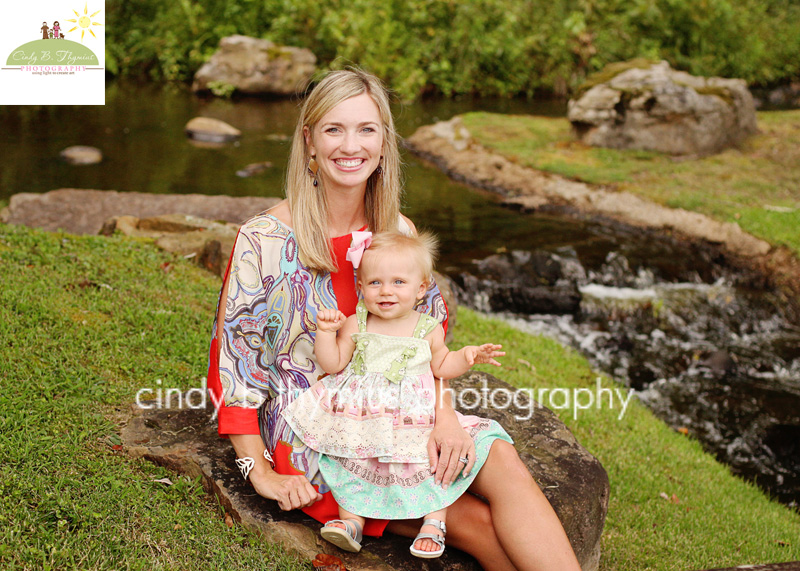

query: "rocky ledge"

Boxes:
[1, 189, 280, 235]
[121, 372, 609, 571]
[404, 117, 800, 303]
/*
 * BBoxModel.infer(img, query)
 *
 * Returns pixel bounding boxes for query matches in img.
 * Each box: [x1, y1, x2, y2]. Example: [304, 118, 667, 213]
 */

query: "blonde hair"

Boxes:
[286, 68, 402, 272]
[357, 231, 439, 286]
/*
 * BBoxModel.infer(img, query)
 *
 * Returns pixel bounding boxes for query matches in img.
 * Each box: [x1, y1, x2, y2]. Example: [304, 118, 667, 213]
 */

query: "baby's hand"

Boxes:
[465, 344, 504, 367]
[317, 308, 347, 333]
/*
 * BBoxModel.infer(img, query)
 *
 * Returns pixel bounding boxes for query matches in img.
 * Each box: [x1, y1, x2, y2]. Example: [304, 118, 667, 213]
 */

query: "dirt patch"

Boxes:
[405, 117, 800, 304]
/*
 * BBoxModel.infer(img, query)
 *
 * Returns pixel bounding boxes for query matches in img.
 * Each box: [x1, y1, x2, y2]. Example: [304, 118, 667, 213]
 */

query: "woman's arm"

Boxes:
[229, 434, 322, 510]
[427, 377, 476, 487]
[314, 312, 357, 374]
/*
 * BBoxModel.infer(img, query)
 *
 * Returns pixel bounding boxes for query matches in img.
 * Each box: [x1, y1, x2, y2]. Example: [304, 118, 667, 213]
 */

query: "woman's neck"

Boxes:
[326, 187, 368, 237]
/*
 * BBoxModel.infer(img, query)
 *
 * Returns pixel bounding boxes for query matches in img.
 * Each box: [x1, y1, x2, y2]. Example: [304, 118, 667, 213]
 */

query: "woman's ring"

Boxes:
[458, 457, 469, 465]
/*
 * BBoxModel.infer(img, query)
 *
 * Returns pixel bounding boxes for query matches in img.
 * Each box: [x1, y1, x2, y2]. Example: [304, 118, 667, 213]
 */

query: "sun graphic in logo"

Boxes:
[66, 2, 103, 42]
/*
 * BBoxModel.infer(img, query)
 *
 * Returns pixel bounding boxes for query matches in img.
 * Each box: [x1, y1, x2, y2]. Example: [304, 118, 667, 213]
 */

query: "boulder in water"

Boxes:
[567, 59, 757, 156]
[184, 117, 241, 143]
[60, 145, 102, 165]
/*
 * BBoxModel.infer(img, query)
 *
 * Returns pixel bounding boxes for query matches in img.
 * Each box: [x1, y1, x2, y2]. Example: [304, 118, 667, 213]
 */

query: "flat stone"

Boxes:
[120, 372, 608, 571]
[60, 145, 102, 165]
[236, 161, 274, 178]
[4, 189, 279, 235]
[185, 117, 242, 143]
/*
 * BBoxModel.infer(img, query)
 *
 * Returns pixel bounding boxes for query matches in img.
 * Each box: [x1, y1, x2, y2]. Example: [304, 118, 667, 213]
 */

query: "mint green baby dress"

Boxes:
[281, 301, 513, 520]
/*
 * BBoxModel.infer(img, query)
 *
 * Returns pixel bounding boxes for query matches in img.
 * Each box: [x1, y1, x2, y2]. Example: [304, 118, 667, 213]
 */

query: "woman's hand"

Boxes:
[251, 470, 323, 511]
[427, 405, 476, 488]
[229, 434, 322, 511]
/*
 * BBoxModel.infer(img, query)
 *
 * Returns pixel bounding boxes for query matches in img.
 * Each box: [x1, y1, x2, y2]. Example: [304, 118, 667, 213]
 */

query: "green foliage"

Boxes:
[208, 80, 236, 98]
[106, 0, 800, 100]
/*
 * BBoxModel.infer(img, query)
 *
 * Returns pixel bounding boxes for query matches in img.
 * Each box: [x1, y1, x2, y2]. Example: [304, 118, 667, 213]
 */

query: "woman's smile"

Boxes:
[305, 92, 384, 194]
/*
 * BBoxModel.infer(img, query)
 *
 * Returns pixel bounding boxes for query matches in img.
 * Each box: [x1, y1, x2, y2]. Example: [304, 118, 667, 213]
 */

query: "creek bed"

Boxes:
[453, 225, 800, 508]
[2, 81, 798, 507]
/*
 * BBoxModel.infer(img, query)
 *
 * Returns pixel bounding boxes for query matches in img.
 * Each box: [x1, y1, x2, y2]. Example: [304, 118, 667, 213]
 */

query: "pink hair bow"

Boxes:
[346, 231, 373, 269]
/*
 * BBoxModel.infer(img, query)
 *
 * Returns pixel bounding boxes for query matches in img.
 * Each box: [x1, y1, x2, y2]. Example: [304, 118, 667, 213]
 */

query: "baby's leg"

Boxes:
[331, 506, 365, 532]
[320, 506, 366, 552]
[412, 507, 447, 553]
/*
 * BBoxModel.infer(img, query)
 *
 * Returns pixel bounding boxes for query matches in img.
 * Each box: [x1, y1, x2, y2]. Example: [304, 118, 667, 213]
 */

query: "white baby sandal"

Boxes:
[409, 518, 446, 559]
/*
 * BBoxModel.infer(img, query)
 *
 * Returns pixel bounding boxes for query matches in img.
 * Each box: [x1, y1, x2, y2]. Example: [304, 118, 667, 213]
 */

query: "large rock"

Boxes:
[455, 250, 584, 315]
[121, 372, 609, 571]
[3, 189, 280, 235]
[192, 35, 316, 96]
[100, 214, 240, 277]
[567, 60, 757, 155]
[405, 117, 771, 260]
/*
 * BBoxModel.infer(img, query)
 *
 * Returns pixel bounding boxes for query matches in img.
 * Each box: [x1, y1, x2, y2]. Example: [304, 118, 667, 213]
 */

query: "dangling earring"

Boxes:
[376, 157, 383, 176]
[307, 156, 319, 187]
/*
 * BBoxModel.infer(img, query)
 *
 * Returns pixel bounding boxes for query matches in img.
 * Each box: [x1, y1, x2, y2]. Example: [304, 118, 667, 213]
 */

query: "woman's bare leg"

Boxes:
[470, 440, 581, 571]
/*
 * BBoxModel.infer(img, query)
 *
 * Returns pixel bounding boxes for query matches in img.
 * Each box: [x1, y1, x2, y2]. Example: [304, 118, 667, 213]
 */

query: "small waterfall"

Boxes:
[455, 249, 800, 507]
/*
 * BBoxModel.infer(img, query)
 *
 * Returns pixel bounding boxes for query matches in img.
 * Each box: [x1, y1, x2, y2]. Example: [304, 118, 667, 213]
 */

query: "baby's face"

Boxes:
[358, 249, 426, 322]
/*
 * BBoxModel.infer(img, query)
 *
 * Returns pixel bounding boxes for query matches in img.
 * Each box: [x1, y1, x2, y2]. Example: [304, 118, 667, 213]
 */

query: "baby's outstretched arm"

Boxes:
[427, 325, 504, 379]
[314, 310, 358, 375]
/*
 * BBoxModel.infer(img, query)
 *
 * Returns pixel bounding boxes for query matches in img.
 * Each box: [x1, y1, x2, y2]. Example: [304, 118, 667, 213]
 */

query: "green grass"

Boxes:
[461, 110, 800, 254]
[0, 223, 310, 571]
[452, 309, 800, 570]
[2, 222, 798, 570]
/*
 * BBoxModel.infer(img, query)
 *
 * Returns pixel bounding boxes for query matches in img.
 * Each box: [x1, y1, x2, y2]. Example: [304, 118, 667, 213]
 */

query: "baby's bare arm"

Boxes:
[314, 312, 357, 374]
[428, 325, 504, 379]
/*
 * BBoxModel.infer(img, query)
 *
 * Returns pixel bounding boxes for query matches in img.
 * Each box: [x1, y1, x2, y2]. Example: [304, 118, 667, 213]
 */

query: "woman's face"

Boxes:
[305, 92, 384, 195]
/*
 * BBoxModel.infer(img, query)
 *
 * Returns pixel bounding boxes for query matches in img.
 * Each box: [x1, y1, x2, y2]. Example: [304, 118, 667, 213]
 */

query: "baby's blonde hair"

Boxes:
[358, 231, 439, 285]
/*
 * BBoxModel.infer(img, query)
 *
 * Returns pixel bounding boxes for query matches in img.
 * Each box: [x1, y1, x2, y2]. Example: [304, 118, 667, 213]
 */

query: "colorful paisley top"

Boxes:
[207, 211, 449, 468]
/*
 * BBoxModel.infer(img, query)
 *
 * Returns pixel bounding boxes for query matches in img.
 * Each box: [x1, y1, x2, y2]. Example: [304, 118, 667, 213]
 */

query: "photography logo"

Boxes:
[1, 1, 105, 105]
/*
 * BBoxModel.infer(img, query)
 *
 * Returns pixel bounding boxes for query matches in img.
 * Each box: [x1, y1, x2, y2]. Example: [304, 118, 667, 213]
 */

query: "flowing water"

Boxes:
[2, 81, 798, 507]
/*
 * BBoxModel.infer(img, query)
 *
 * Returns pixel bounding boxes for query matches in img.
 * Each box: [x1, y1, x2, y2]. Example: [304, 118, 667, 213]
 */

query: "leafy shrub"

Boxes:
[106, 0, 800, 99]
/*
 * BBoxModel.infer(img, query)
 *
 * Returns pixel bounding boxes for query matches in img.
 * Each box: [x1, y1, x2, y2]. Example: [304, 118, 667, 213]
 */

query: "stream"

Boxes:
[2, 81, 798, 507]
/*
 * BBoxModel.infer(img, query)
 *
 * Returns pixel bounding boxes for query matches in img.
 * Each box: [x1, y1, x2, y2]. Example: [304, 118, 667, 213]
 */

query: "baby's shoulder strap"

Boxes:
[355, 299, 369, 332]
[412, 311, 439, 340]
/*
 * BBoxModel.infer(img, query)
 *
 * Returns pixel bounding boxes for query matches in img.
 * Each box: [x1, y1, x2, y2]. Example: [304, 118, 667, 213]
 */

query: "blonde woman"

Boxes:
[208, 69, 580, 571]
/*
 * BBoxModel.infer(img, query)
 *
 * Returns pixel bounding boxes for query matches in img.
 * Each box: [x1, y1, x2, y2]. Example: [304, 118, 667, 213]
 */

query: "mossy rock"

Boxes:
[574, 58, 659, 98]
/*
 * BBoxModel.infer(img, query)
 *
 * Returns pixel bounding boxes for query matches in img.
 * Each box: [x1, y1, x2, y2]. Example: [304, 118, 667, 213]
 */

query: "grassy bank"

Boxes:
[460, 109, 800, 255]
[1, 222, 798, 570]
[0, 224, 307, 570]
